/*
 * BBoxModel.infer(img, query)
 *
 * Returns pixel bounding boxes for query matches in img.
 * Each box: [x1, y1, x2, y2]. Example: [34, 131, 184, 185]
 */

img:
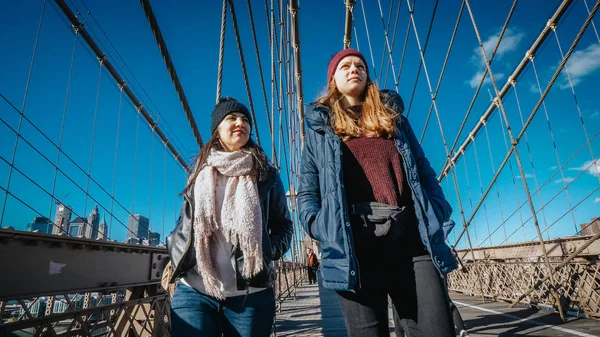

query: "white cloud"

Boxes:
[466, 71, 505, 89]
[559, 43, 600, 89]
[549, 166, 558, 171]
[529, 82, 541, 94]
[470, 28, 525, 65]
[595, 197, 600, 204]
[590, 110, 599, 119]
[466, 28, 524, 89]
[554, 177, 575, 184]
[516, 173, 533, 180]
[569, 158, 600, 178]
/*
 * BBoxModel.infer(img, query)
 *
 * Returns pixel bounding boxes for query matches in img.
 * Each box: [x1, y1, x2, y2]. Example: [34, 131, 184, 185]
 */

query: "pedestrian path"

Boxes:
[275, 280, 600, 336]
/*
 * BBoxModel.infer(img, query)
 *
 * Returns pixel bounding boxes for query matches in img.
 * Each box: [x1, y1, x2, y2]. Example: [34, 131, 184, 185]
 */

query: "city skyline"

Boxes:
[22, 202, 160, 245]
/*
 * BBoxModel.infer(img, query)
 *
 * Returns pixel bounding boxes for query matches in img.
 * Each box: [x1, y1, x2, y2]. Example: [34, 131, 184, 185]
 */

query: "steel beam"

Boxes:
[0, 229, 168, 300]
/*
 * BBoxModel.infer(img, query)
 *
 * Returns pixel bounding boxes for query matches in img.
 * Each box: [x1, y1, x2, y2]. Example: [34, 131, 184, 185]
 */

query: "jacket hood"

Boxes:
[305, 89, 405, 133]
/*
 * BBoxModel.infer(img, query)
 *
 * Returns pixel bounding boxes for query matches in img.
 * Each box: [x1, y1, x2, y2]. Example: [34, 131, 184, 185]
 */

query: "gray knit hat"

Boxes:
[210, 97, 252, 135]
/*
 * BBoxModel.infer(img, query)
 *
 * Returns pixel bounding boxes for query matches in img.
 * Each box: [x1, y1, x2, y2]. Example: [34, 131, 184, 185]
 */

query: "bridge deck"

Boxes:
[275, 281, 600, 336]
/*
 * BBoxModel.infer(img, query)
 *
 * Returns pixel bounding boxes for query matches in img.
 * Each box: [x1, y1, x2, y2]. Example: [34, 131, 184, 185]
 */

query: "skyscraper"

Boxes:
[52, 204, 72, 235]
[126, 214, 160, 246]
[87, 205, 100, 239]
[127, 214, 151, 241]
[97, 215, 108, 240]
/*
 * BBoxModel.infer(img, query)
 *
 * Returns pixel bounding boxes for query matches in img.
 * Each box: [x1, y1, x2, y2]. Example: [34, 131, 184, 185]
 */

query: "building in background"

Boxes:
[86, 205, 100, 240]
[127, 215, 150, 241]
[580, 217, 600, 236]
[52, 204, 72, 235]
[126, 214, 160, 246]
[97, 215, 108, 240]
[26, 217, 53, 234]
[68, 217, 88, 238]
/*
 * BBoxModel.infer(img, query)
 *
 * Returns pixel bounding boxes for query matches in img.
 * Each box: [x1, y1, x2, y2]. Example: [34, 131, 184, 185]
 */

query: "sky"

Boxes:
[0, 0, 599, 252]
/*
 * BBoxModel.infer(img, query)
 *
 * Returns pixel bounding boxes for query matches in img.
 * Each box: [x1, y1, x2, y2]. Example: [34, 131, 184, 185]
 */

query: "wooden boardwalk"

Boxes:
[274, 280, 600, 336]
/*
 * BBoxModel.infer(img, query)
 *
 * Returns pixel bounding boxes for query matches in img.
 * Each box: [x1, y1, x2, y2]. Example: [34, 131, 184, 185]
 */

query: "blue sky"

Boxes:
[0, 0, 599, 251]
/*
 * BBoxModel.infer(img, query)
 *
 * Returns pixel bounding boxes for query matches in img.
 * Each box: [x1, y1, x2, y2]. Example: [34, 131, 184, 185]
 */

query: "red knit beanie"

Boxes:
[327, 48, 369, 83]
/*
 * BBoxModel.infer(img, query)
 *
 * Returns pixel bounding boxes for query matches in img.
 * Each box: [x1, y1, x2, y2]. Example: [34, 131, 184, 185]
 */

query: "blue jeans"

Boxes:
[171, 283, 276, 337]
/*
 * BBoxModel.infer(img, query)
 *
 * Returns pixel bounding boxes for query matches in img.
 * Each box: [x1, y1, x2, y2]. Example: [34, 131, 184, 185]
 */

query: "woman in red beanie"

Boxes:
[298, 49, 457, 336]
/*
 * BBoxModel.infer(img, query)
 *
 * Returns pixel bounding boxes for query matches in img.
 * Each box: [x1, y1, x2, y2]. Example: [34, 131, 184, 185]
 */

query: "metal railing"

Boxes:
[0, 228, 307, 336]
[448, 235, 600, 319]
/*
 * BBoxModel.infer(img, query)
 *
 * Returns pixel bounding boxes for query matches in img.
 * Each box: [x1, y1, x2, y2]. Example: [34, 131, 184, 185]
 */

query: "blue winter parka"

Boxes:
[297, 89, 458, 292]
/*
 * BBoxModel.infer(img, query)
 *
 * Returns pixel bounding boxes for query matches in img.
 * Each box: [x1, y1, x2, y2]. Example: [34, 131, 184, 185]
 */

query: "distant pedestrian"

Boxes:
[306, 248, 319, 284]
[298, 48, 457, 337]
[166, 97, 293, 337]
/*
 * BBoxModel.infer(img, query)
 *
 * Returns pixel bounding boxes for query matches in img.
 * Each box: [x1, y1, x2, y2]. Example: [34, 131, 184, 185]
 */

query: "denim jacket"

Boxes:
[297, 90, 457, 292]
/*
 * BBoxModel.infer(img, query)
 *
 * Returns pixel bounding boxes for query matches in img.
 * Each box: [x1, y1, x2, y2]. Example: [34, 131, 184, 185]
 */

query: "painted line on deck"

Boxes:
[454, 301, 598, 337]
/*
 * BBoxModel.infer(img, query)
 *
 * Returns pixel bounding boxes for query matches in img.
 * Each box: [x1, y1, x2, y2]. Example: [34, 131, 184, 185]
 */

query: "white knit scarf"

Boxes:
[193, 149, 263, 299]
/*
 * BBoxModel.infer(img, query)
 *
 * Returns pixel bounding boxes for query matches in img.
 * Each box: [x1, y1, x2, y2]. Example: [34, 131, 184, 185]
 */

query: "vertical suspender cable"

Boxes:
[228, 0, 262, 146]
[290, 0, 305, 147]
[0, 0, 47, 227]
[216, 0, 227, 104]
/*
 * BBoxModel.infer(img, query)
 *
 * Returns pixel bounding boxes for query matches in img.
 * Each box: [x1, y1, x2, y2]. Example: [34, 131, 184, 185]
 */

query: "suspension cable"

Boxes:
[359, 0, 378, 81]
[216, 0, 227, 103]
[377, 0, 395, 81]
[470, 140, 493, 247]
[248, 0, 278, 159]
[464, 0, 599, 316]
[46, 25, 80, 228]
[0, 93, 158, 242]
[439, 0, 572, 181]
[139, 0, 204, 149]
[492, 89, 527, 242]
[376, 0, 399, 91]
[405, 0, 485, 298]
[131, 109, 141, 214]
[344, 0, 356, 49]
[512, 81, 549, 240]
[0, 0, 47, 227]
[383, 0, 402, 88]
[228, 0, 262, 146]
[405, 0, 439, 118]
[530, 58, 578, 233]
[352, 9, 361, 50]
[396, 0, 415, 86]
[83, 58, 104, 217]
[55, 0, 189, 171]
[451, 0, 586, 245]
[584, 0, 600, 42]
[108, 86, 124, 240]
[290, 0, 305, 147]
[478, 129, 600, 247]
[419, 0, 464, 144]
[551, 27, 600, 180]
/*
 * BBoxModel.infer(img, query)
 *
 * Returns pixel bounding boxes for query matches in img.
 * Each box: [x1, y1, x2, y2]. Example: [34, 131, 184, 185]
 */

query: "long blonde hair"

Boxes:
[317, 79, 398, 141]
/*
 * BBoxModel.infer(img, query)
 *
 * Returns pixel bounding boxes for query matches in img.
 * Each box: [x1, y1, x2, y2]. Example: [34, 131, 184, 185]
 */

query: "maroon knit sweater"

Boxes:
[342, 136, 411, 207]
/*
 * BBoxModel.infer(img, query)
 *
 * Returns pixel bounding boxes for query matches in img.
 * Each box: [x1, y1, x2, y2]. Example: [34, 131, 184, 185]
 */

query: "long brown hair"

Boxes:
[317, 79, 398, 141]
[182, 130, 270, 195]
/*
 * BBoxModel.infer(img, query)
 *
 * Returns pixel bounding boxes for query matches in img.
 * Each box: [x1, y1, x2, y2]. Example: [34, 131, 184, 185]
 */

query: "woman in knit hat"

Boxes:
[297, 49, 457, 336]
[166, 97, 293, 336]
